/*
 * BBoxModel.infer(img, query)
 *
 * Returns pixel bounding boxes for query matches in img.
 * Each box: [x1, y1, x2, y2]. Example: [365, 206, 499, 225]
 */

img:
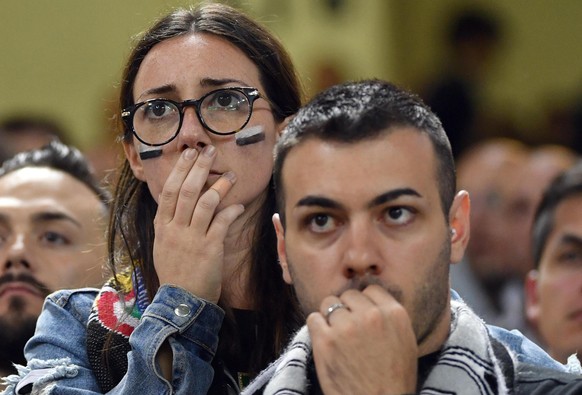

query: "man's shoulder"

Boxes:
[45, 287, 99, 311]
[487, 324, 568, 372]
[514, 362, 582, 394]
[488, 327, 582, 394]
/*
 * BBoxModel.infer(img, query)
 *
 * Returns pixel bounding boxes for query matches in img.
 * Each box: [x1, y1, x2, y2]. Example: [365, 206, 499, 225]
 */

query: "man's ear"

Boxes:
[122, 141, 146, 181]
[449, 190, 470, 264]
[524, 270, 541, 328]
[276, 115, 294, 138]
[273, 213, 293, 284]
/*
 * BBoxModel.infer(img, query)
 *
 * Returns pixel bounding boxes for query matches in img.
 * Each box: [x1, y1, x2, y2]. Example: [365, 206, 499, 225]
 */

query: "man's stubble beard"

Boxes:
[0, 296, 39, 374]
[286, 235, 451, 346]
[0, 273, 52, 374]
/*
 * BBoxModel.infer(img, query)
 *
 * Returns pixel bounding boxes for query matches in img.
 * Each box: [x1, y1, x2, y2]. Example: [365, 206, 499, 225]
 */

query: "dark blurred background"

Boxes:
[1, 0, 582, 162]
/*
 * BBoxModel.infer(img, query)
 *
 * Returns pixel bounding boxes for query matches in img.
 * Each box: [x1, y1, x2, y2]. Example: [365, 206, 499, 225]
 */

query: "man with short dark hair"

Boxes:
[243, 80, 582, 394]
[0, 115, 71, 163]
[526, 160, 582, 364]
[0, 140, 110, 384]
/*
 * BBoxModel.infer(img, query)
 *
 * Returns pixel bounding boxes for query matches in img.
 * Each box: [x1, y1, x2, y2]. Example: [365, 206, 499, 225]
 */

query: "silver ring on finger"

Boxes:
[324, 302, 347, 321]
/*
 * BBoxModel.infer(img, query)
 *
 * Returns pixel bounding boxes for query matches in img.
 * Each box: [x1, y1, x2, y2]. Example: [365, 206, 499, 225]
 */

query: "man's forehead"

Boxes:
[0, 168, 84, 196]
[0, 167, 103, 213]
[282, 129, 438, 207]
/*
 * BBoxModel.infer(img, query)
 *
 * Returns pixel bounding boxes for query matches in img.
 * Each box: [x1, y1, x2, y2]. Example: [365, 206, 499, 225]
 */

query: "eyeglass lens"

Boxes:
[132, 89, 252, 145]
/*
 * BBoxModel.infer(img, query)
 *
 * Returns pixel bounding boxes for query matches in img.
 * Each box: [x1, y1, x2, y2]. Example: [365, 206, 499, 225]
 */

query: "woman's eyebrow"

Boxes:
[137, 84, 177, 101]
[199, 77, 248, 88]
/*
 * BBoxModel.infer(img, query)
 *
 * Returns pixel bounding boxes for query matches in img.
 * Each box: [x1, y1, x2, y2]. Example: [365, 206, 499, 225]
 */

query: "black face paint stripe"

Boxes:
[235, 125, 265, 146]
[236, 131, 265, 146]
[139, 149, 163, 160]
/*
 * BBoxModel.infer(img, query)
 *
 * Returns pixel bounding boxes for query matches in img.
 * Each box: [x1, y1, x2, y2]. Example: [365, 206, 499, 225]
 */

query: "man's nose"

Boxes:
[2, 234, 31, 271]
[341, 222, 382, 279]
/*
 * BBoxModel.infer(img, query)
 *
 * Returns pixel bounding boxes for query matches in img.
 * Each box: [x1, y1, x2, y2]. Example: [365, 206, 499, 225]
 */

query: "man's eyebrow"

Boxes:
[296, 196, 344, 210]
[559, 233, 582, 248]
[31, 212, 82, 228]
[368, 188, 422, 209]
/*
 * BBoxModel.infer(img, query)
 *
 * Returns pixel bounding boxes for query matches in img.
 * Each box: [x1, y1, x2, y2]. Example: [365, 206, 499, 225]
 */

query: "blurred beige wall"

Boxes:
[1, 0, 581, 150]
[0, 1, 211, 149]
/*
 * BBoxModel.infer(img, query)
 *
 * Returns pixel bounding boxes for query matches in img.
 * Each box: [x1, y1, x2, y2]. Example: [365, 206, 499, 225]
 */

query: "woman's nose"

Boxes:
[177, 106, 212, 151]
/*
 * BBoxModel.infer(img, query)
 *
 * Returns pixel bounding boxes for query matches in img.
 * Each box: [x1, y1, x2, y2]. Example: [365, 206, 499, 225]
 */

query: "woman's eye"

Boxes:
[383, 207, 414, 225]
[307, 214, 337, 233]
[207, 91, 246, 111]
[41, 231, 69, 246]
[144, 101, 175, 119]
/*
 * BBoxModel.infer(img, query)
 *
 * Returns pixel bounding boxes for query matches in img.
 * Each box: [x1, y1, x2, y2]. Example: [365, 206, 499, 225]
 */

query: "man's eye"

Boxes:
[41, 231, 68, 245]
[307, 214, 337, 233]
[558, 249, 582, 266]
[383, 207, 414, 225]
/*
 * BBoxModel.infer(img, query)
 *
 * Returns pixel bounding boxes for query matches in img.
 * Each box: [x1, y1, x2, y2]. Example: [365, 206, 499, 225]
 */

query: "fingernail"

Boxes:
[184, 148, 198, 160]
[203, 145, 216, 157]
[223, 171, 237, 183]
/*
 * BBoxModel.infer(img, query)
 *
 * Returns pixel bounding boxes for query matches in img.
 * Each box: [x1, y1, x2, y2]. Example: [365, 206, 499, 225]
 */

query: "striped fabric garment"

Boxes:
[242, 300, 509, 395]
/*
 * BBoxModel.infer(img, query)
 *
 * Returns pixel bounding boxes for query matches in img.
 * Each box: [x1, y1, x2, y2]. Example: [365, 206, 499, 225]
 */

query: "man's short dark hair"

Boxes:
[532, 160, 582, 267]
[0, 139, 111, 208]
[273, 79, 456, 224]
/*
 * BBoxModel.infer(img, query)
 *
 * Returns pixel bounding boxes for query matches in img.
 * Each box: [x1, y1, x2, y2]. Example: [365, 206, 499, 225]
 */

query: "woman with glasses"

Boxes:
[2, 3, 303, 395]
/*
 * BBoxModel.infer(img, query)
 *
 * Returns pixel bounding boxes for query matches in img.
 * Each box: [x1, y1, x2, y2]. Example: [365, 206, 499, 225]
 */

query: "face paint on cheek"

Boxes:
[235, 125, 265, 146]
[138, 142, 163, 160]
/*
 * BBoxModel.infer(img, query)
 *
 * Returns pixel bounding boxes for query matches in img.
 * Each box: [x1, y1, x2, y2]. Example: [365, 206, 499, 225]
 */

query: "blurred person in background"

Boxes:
[0, 140, 109, 388]
[505, 145, 579, 280]
[525, 160, 582, 363]
[452, 138, 530, 331]
[423, 8, 504, 158]
[0, 115, 71, 163]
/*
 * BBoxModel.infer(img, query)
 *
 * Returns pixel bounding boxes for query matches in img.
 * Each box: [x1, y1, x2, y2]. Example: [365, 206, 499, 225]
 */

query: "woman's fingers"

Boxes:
[210, 171, 236, 200]
[158, 145, 220, 226]
[190, 171, 237, 232]
[174, 145, 218, 226]
[207, 203, 245, 241]
[156, 148, 199, 224]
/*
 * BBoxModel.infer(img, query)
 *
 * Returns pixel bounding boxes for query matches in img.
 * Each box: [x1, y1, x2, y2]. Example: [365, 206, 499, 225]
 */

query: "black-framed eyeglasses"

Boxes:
[121, 87, 264, 146]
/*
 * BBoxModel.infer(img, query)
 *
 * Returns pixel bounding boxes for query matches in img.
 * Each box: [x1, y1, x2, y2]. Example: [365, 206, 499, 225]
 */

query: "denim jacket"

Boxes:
[449, 289, 571, 372]
[1, 285, 224, 394]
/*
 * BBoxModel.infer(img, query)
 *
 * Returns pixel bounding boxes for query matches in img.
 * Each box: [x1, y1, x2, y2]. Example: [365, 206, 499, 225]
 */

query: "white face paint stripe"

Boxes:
[235, 125, 265, 146]
[138, 142, 163, 160]
[138, 142, 159, 154]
